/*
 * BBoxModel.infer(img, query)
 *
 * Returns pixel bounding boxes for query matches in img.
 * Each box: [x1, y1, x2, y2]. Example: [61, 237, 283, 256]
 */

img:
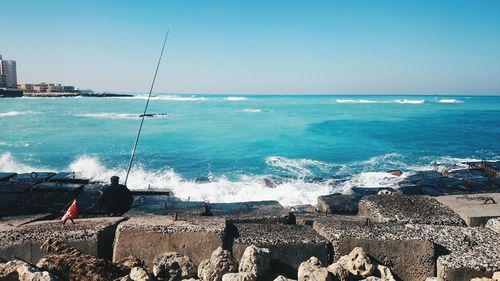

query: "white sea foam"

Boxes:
[77, 113, 139, 120]
[265, 156, 335, 178]
[336, 99, 379, 104]
[118, 95, 206, 102]
[226, 96, 248, 101]
[331, 171, 406, 194]
[0, 111, 33, 118]
[394, 99, 425, 104]
[0, 152, 54, 173]
[438, 99, 463, 104]
[336, 99, 425, 104]
[241, 109, 262, 113]
[68, 155, 330, 206]
[2, 152, 498, 206]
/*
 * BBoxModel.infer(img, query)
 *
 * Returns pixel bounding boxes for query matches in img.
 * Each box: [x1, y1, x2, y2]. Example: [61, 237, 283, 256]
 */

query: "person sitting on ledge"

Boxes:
[101, 175, 134, 215]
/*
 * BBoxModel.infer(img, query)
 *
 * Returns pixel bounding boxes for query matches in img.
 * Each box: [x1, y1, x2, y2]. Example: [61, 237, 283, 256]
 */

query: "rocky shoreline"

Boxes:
[0, 161, 499, 281]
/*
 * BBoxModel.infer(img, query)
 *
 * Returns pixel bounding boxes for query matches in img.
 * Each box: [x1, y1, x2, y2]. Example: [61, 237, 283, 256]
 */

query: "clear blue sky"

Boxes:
[1, 0, 500, 94]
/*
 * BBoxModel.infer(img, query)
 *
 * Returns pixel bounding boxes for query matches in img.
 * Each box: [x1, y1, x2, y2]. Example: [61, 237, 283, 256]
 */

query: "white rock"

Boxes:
[153, 252, 196, 281]
[198, 247, 238, 281]
[298, 257, 332, 281]
[336, 247, 374, 278]
[377, 264, 395, 281]
[493, 272, 500, 281]
[238, 245, 271, 280]
[222, 272, 256, 281]
[0, 260, 58, 281]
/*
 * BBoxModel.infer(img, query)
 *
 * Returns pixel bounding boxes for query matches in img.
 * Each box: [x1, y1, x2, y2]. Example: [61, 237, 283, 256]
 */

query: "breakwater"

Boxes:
[1, 161, 499, 280]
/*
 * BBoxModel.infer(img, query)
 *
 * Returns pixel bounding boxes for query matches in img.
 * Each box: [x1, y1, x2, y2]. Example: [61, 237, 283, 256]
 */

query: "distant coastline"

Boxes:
[0, 88, 133, 98]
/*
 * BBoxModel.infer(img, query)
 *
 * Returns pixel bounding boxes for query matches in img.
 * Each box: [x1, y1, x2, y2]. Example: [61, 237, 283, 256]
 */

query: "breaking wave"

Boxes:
[77, 113, 139, 120]
[0, 111, 34, 118]
[1, 152, 497, 206]
[118, 95, 206, 102]
[336, 99, 425, 104]
[241, 109, 262, 113]
[437, 99, 463, 104]
[226, 96, 248, 101]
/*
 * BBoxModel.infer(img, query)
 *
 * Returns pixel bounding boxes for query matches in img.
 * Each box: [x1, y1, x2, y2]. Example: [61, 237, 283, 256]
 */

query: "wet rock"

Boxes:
[238, 245, 271, 280]
[153, 252, 196, 281]
[222, 272, 256, 281]
[0, 260, 58, 281]
[298, 257, 332, 281]
[198, 247, 238, 281]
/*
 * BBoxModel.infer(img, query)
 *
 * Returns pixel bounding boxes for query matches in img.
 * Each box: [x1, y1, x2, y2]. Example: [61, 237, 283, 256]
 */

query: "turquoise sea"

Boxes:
[1, 95, 499, 205]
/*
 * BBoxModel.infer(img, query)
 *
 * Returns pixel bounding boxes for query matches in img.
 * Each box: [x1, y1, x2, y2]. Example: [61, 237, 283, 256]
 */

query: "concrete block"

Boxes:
[113, 215, 226, 268]
[230, 223, 330, 278]
[0, 217, 125, 263]
[358, 194, 466, 226]
[317, 194, 357, 214]
[209, 201, 292, 224]
[435, 193, 500, 226]
[317, 188, 394, 214]
[11, 172, 56, 183]
[47, 172, 89, 184]
[311, 215, 500, 281]
[127, 199, 292, 224]
[312, 215, 435, 281]
[0, 172, 16, 182]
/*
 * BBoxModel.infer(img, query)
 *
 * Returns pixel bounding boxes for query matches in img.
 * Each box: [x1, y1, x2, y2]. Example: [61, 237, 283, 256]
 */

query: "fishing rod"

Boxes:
[124, 30, 170, 186]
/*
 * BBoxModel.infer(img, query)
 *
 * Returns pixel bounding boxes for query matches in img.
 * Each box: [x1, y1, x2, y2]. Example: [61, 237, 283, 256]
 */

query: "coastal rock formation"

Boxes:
[0, 260, 58, 281]
[198, 247, 238, 281]
[153, 252, 196, 281]
[238, 245, 271, 280]
[298, 257, 332, 281]
[222, 272, 256, 281]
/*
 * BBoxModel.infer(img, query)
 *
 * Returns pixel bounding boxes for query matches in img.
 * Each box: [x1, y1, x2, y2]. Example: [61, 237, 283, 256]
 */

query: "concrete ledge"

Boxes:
[230, 223, 330, 278]
[113, 215, 226, 267]
[311, 215, 500, 281]
[435, 193, 500, 226]
[210, 201, 292, 224]
[0, 217, 125, 263]
[358, 194, 466, 226]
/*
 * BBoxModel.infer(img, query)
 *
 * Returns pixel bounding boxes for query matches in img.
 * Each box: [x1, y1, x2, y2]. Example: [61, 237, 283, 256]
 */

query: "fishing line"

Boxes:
[125, 30, 169, 185]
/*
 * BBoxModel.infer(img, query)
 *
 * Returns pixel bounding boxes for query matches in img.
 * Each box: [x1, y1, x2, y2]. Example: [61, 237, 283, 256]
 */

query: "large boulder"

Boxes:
[329, 247, 374, 279]
[238, 245, 271, 280]
[198, 247, 238, 281]
[222, 272, 256, 281]
[298, 257, 332, 281]
[119, 267, 155, 281]
[153, 252, 196, 281]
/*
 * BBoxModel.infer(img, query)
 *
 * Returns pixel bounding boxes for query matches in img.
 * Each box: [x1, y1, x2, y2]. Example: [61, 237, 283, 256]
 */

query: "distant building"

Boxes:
[63, 85, 75, 92]
[33, 83, 49, 93]
[18, 83, 34, 92]
[0, 55, 17, 89]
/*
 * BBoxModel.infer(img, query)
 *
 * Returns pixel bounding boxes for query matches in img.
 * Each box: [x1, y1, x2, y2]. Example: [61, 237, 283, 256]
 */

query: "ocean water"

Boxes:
[1, 94, 499, 205]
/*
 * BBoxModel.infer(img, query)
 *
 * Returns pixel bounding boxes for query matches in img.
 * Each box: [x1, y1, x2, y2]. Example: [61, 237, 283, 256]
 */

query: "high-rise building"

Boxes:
[0, 55, 17, 89]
